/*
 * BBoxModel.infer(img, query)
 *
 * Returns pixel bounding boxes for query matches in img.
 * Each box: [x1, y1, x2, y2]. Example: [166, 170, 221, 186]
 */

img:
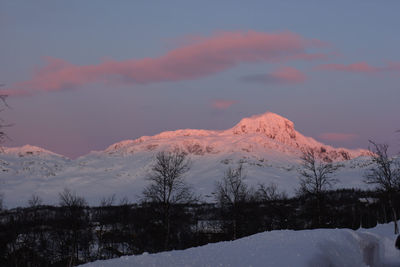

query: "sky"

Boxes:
[1, 0, 400, 158]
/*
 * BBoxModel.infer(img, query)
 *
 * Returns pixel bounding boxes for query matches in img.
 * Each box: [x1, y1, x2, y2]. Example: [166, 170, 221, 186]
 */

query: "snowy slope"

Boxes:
[79, 222, 400, 267]
[0, 111, 373, 208]
[104, 112, 368, 161]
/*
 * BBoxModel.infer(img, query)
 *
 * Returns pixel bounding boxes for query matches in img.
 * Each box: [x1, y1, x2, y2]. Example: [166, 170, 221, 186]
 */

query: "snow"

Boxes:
[79, 222, 400, 267]
[0, 111, 374, 208]
[359, 223, 400, 266]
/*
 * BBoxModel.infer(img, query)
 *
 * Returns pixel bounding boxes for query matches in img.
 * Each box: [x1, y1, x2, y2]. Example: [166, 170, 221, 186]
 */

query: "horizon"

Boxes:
[0, 110, 375, 159]
[1, 1, 400, 158]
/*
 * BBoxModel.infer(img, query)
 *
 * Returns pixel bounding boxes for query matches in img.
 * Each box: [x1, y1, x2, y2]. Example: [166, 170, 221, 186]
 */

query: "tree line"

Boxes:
[0, 187, 397, 266]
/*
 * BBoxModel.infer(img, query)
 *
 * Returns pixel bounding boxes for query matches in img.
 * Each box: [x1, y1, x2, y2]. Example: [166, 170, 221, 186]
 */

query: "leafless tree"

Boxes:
[298, 147, 341, 195]
[100, 194, 116, 207]
[364, 141, 400, 234]
[28, 194, 43, 208]
[142, 150, 195, 204]
[215, 164, 250, 205]
[214, 164, 253, 239]
[0, 92, 11, 148]
[297, 147, 341, 226]
[142, 149, 195, 249]
[0, 192, 3, 210]
[58, 188, 88, 266]
[59, 188, 87, 208]
[119, 196, 130, 206]
[255, 182, 287, 202]
[0, 91, 10, 209]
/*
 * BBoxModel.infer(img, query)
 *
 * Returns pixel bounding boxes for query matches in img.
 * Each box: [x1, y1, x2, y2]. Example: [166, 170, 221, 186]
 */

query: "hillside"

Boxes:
[0, 111, 372, 208]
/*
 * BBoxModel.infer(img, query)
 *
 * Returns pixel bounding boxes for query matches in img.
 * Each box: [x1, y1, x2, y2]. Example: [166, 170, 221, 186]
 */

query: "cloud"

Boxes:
[211, 99, 237, 110]
[3, 31, 327, 96]
[240, 66, 306, 84]
[314, 61, 400, 73]
[318, 132, 358, 142]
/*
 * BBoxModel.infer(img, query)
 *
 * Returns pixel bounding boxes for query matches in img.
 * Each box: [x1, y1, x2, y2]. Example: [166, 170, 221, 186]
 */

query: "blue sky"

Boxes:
[1, 0, 399, 158]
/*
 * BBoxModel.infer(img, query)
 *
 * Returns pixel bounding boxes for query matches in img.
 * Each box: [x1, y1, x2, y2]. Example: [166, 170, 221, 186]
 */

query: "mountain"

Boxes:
[0, 111, 372, 208]
[104, 112, 368, 161]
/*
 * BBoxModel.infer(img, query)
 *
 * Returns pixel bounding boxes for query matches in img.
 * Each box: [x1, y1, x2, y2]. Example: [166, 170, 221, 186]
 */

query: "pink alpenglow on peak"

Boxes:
[102, 111, 369, 161]
[2, 111, 369, 162]
[229, 112, 306, 147]
[230, 112, 296, 134]
[3, 31, 327, 96]
[3, 144, 66, 158]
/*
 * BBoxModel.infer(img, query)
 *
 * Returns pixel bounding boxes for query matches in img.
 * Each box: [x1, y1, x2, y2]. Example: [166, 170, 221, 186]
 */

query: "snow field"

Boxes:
[80, 222, 400, 267]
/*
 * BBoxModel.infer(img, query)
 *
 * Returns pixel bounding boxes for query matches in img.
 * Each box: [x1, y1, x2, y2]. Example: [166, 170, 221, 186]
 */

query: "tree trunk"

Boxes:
[164, 204, 170, 250]
[389, 198, 399, 234]
[165, 219, 170, 250]
[382, 204, 387, 223]
[391, 206, 399, 234]
[232, 205, 238, 240]
[233, 219, 237, 240]
[316, 194, 322, 228]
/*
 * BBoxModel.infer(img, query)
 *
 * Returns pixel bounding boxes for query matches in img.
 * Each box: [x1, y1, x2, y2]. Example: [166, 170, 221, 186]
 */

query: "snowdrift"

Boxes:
[80, 222, 400, 267]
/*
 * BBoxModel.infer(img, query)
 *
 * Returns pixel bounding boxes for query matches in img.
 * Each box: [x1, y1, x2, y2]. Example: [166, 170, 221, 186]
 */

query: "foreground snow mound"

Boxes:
[80, 223, 400, 267]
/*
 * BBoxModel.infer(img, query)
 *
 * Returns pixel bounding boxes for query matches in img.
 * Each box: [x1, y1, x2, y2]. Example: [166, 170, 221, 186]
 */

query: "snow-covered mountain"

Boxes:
[104, 112, 368, 161]
[0, 111, 372, 208]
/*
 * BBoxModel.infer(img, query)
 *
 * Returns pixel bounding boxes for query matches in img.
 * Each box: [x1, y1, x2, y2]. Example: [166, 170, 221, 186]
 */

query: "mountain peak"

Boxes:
[230, 111, 297, 141]
[3, 144, 65, 158]
[103, 110, 368, 161]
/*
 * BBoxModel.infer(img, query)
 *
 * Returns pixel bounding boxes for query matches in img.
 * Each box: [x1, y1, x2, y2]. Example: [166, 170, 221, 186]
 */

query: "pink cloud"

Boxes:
[314, 61, 400, 73]
[240, 66, 306, 84]
[211, 99, 237, 110]
[383, 61, 400, 71]
[269, 66, 307, 83]
[319, 133, 358, 142]
[3, 31, 327, 96]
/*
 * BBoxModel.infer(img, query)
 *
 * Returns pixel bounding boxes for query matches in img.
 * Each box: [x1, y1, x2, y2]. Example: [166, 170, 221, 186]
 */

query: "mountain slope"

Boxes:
[0, 111, 371, 208]
[104, 112, 368, 161]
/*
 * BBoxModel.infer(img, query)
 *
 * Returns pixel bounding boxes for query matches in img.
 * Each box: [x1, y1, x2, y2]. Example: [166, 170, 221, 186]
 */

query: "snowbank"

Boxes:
[80, 222, 400, 267]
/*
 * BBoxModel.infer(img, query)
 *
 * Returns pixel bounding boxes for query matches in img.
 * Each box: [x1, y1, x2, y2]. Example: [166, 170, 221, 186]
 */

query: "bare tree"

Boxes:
[297, 147, 341, 227]
[215, 164, 250, 205]
[59, 188, 87, 208]
[100, 194, 116, 207]
[0, 91, 10, 209]
[364, 141, 400, 234]
[142, 149, 195, 249]
[0, 93, 11, 147]
[28, 194, 43, 208]
[255, 182, 287, 202]
[119, 196, 130, 206]
[214, 164, 253, 239]
[58, 188, 88, 266]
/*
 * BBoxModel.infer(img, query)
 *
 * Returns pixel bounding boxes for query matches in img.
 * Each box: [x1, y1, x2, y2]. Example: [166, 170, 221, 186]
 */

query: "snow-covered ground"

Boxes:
[0, 112, 374, 208]
[80, 222, 400, 267]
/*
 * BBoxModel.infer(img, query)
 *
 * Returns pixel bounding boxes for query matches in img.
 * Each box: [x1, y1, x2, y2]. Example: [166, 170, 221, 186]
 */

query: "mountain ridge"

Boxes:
[103, 111, 369, 161]
[0, 111, 372, 208]
[2, 111, 368, 161]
